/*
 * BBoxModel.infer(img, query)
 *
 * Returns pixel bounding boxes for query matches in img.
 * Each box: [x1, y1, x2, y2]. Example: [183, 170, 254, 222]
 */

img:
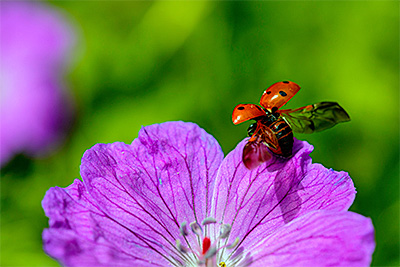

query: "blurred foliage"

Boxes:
[1, 1, 398, 266]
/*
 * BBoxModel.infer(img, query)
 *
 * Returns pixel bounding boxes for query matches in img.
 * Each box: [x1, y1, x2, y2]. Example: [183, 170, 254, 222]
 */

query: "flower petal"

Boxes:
[0, 2, 75, 166]
[78, 122, 223, 263]
[42, 179, 166, 266]
[251, 210, 375, 266]
[210, 138, 356, 252]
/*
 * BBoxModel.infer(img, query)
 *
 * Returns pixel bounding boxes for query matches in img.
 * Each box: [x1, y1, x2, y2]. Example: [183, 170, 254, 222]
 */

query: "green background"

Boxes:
[1, 1, 399, 266]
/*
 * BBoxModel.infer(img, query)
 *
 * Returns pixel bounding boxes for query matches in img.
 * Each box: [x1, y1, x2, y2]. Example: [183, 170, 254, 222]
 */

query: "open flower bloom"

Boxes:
[42, 121, 375, 266]
[0, 2, 75, 166]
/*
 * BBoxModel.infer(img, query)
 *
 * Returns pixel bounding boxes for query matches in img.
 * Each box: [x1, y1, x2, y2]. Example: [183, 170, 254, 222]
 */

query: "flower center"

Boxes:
[174, 217, 243, 267]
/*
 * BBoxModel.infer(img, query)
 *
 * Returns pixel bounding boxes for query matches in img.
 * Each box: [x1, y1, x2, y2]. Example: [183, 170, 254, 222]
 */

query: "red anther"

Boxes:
[202, 237, 211, 255]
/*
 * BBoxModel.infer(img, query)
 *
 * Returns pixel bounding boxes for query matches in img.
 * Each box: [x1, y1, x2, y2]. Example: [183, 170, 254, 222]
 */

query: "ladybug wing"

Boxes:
[232, 104, 266, 125]
[279, 102, 350, 134]
[243, 122, 279, 170]
[260, 81, 301, 111]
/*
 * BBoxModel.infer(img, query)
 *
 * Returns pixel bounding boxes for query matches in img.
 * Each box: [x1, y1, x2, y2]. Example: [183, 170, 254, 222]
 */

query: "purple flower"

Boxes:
[0, 2, 75, 166]
[42, 121, 375, 266]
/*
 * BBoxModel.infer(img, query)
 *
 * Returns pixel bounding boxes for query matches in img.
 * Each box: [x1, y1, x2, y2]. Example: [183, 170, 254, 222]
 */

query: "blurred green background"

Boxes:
[1, 1, 399, 266]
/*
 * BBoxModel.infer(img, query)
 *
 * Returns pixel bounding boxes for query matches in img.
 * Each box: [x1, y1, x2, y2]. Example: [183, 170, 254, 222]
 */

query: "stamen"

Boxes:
[180, 221, 189, 236]
[190, 221, 203, 236]
[226, 237, 239, 249]
[176, 239, 189, 253]
[219, 224, 231, 239]
[202, 217, 217, 225]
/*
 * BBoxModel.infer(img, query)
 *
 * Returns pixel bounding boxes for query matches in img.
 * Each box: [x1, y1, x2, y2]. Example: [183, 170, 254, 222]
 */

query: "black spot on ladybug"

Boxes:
[271, 107, 278, 113]
[279, 91, 287, 97]
[238, 106, 245, 110]
[282, 81, 289, 84]
[266, 91, 271, 95]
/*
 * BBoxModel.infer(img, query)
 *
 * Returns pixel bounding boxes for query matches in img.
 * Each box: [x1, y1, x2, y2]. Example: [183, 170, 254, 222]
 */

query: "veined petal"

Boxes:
[251, 210, 375, 266]
[77, 121, 223, 264]
[210, 138, 356, 253]
[42, 179, 167, 266]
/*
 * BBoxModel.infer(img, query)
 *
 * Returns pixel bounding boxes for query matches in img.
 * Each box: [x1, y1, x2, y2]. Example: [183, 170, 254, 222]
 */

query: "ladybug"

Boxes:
[232, 81, 350, 170]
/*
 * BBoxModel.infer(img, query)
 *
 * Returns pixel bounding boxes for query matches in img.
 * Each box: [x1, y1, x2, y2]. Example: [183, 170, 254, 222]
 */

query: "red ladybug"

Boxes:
[232, 81, 350, 170]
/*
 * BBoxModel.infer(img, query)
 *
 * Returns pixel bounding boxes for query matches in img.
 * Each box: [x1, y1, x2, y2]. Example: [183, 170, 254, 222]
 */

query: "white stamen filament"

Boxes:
[172, 217, 246, 267]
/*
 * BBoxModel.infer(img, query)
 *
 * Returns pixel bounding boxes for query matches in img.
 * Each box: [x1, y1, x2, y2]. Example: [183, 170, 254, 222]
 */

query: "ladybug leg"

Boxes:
[248, 121, 263, 142]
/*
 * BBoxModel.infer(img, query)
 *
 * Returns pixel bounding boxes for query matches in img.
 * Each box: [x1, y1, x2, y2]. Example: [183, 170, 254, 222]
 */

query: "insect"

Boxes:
[232, 81, 350, 170]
